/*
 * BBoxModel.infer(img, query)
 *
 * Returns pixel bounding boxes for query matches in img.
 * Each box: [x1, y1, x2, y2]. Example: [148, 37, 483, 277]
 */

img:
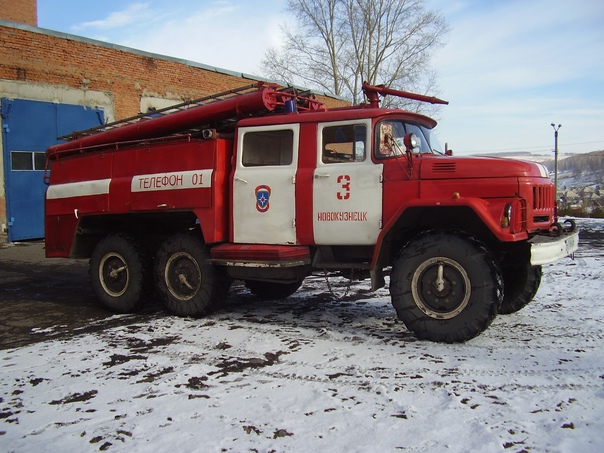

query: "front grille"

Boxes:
[533, 185, 554, 210]
[531, 184, 554, 226]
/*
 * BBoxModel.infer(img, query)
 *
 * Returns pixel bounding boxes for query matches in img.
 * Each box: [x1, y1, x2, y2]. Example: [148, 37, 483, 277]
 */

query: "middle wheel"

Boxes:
[155, 233, 229, 317]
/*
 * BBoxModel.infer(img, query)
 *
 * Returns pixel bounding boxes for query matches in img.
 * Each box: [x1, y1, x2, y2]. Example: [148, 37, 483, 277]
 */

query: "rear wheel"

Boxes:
[390, 231, 503, 343]
[499, 263, 542, 314]
[245, 280, 303, 300]
[155, 233, 229, 317]
[89, 234, 151, 313]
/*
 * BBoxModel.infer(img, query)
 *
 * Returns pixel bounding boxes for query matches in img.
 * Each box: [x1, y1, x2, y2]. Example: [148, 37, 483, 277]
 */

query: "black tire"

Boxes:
[245, 280, 303, 300]
[390, 231, 503, 343]
[89, 234, 151, 313]
[155, 233, 229, 317]
[499, 263, 542, 314]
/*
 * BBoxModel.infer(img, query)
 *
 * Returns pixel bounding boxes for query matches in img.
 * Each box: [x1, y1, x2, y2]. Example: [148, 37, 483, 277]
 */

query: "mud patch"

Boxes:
[103, 354, 147, 368]
[209, 351, 287, 377]
[49, 390, 98, 405]
[180, 376, 210, 390]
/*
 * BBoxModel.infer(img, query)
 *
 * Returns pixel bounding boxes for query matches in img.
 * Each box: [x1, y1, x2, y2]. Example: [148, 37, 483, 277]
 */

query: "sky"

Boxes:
[36, 0, 604, 156]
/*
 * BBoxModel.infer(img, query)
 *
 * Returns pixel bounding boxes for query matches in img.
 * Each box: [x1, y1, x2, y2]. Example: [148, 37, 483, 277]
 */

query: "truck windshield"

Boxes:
[376, 120, 444, 157]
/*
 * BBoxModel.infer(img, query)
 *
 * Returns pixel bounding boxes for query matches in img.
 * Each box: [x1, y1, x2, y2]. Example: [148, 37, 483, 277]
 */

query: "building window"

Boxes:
[11, 151, 46, 171]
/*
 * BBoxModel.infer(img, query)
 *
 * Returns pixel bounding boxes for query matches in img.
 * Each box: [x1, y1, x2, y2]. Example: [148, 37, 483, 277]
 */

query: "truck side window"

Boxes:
[377, 121, 407, 158]
[322, 124, 366, 163]
[242, 129, 294, 167]
[378, 123, 394, 157]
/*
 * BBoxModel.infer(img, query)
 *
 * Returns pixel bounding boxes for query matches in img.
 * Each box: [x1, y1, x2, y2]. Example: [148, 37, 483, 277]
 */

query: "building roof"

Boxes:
[0, 19, 344, 102]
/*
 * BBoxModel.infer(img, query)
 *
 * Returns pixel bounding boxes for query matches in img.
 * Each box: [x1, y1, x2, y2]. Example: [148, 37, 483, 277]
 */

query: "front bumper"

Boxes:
[529, 230, 579, 265]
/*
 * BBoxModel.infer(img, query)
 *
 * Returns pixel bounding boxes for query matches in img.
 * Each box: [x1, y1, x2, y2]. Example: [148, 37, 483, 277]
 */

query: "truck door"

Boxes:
[233, 124, 299, 244]
[313, 120, 383, 245]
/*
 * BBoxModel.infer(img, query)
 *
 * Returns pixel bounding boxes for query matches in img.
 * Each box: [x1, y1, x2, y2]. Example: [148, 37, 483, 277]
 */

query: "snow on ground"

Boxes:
[2, 220, 604, 452]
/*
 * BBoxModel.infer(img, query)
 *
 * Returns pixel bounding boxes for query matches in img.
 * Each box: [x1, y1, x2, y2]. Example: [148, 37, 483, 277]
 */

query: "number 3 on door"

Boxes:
[337, 174, 351, 200]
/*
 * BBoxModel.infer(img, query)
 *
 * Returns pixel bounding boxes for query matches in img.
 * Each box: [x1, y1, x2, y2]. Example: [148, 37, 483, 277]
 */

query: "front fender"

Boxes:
[371, 197, 527, 268]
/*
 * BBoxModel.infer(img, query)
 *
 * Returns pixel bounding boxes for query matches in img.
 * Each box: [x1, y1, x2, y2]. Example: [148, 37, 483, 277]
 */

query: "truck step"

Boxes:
[209, 244, 311, 267]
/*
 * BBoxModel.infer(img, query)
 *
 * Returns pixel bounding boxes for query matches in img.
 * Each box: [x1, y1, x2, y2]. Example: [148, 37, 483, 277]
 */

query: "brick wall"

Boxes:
[0, 25, 262, 120]
[0, 24, 347, 121]
[0, 0, 37, 26]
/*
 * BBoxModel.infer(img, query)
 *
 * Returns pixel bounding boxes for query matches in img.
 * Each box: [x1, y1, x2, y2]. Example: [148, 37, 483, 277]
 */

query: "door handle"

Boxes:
[314, 173, 330, 178]
[235, 176, 248, 184]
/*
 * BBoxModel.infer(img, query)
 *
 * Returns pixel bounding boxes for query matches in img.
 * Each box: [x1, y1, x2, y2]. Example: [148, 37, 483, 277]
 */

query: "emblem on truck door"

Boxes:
[255, 185, 271, 212]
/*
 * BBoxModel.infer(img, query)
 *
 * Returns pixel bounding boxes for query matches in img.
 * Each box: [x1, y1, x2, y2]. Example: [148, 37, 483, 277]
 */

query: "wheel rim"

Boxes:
[99, 252, 129, 297]
[411, 257, 471, 319]
[165, 252, 201, 301]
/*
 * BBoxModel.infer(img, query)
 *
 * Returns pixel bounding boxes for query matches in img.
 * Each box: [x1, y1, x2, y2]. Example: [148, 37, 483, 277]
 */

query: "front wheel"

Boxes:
[89, 234, 151, 313]
[155, 233, 229, 317]
[499, 263, 542, 314]
[390, 232, 503, 343]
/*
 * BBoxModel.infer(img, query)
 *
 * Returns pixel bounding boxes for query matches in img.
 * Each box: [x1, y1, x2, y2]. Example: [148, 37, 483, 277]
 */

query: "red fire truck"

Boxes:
[44, 82, 578, 342]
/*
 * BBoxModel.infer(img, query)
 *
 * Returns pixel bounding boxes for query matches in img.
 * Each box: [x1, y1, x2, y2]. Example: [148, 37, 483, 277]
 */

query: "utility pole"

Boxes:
[551, 123, 561, 197]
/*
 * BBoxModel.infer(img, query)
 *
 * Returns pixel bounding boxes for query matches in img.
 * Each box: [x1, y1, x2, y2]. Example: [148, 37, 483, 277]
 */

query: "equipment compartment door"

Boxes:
[233, 124, 299, 244]
[313, 120, 382, 245]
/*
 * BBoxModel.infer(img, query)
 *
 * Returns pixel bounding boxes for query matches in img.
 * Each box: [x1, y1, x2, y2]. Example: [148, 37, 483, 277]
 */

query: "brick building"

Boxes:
[0, 0, 346, 242]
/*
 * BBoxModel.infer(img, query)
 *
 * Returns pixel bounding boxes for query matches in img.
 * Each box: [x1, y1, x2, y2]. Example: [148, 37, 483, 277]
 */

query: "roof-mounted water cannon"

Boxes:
[362, 82, 449, 108]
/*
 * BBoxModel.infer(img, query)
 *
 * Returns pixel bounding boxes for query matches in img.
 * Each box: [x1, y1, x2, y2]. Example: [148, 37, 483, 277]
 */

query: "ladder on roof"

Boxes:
[58, 83, 266, 141]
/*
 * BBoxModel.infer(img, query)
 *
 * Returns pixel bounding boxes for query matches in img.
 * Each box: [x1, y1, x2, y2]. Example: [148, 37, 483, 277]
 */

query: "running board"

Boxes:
[209, 244, 311, 268]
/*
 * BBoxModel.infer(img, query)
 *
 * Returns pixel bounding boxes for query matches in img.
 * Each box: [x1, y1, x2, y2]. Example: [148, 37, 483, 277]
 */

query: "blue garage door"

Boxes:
[2, 99, 104, 241]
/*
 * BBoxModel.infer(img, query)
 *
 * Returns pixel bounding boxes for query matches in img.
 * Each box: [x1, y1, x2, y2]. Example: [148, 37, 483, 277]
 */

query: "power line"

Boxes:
[464, 140, 604, 154]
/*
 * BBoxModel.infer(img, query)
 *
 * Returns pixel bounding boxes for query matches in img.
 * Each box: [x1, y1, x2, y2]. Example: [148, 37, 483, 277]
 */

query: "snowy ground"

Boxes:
[2, 220, 603, 452]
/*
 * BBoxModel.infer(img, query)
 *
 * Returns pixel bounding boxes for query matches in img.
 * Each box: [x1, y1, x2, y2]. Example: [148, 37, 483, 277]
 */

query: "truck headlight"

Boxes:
[501, 203, 512, 229]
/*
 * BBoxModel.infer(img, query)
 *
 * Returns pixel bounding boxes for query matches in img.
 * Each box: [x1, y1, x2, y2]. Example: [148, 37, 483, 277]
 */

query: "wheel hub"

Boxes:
[165, 252, 201, 301]
[99, 253, 129, 297]
[411, 257, 471, 319]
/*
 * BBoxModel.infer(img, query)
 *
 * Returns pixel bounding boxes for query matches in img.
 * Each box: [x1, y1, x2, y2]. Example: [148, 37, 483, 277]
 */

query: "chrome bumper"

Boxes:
[529, 230, 579, 266]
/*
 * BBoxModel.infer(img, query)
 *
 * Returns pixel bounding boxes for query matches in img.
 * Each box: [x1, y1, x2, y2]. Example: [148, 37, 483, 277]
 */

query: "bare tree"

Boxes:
[262, 0, 449, 110]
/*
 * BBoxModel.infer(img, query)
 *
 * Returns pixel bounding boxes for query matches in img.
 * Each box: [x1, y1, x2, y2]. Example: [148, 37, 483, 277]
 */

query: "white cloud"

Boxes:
[117, 2, 290, 76]
[429, 0, 604, 154]
[71, 3, 153, 31]
[434, 0, 604, 94]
